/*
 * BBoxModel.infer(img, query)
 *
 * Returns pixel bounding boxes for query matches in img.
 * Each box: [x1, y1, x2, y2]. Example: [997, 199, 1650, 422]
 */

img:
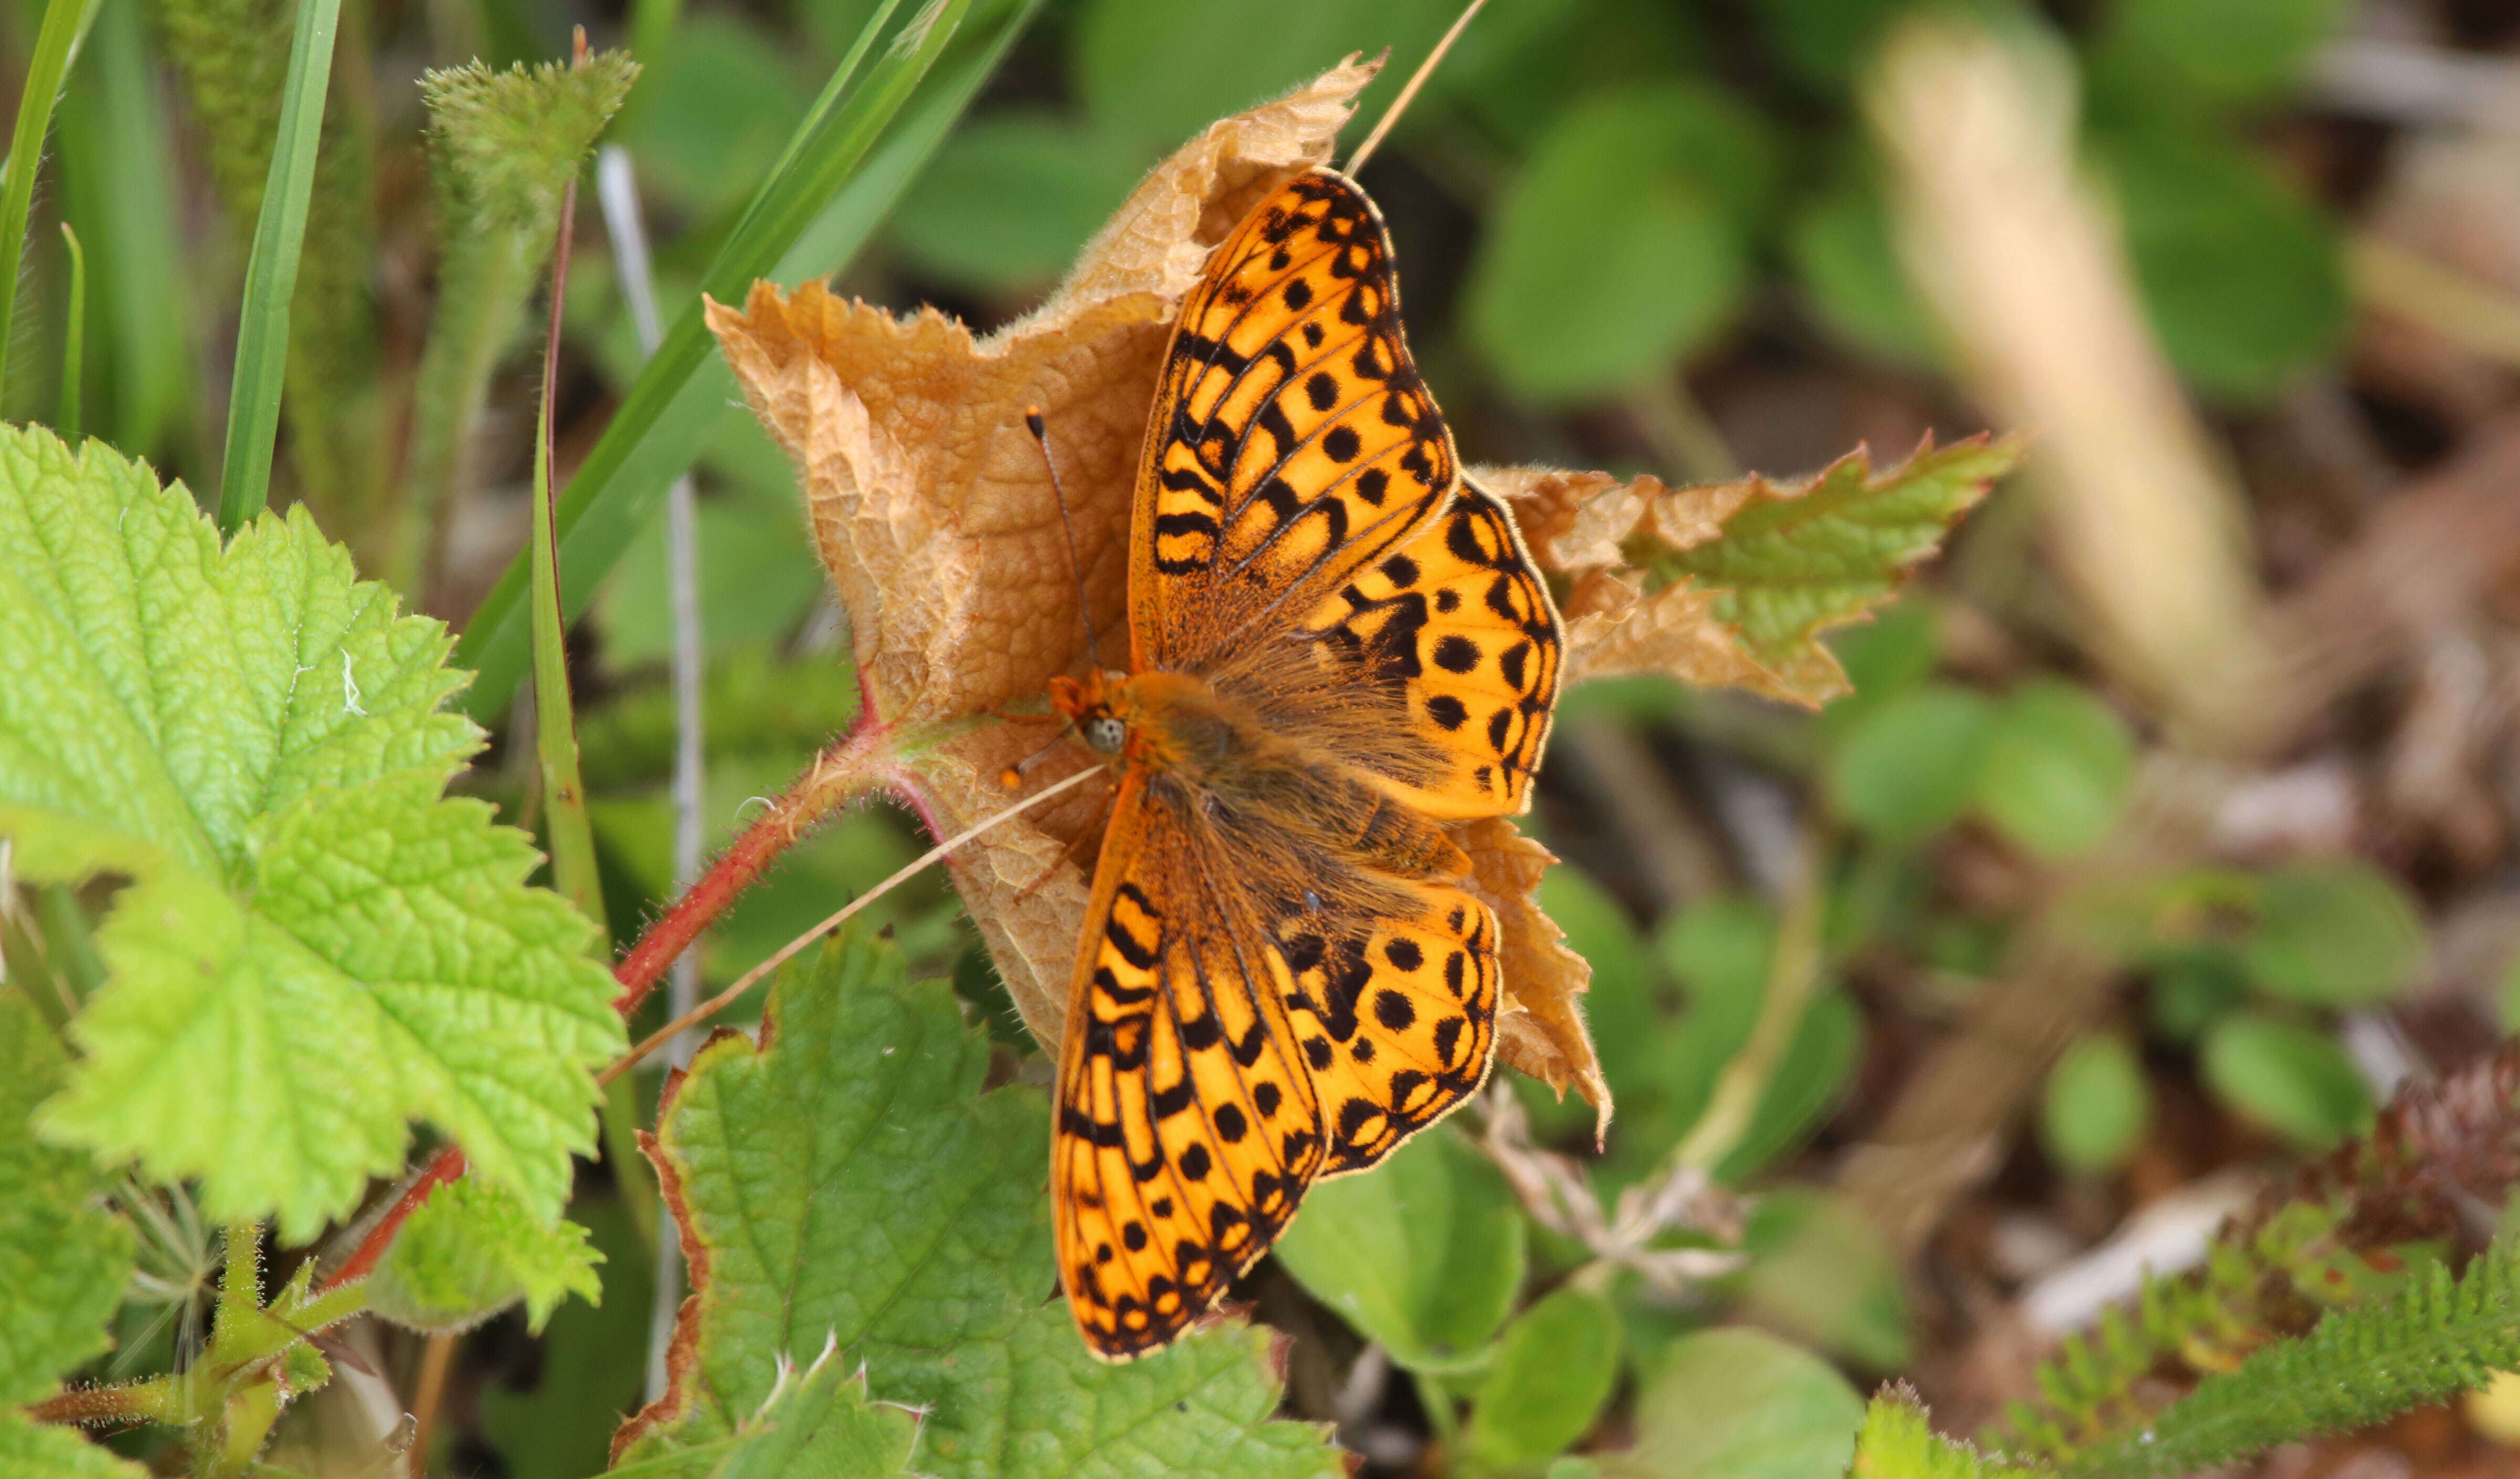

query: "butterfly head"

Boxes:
[1049, 670, 1131, 756]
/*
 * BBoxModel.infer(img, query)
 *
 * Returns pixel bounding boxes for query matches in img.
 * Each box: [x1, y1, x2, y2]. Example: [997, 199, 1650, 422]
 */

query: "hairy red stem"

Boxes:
[318, 728, 888, 1290]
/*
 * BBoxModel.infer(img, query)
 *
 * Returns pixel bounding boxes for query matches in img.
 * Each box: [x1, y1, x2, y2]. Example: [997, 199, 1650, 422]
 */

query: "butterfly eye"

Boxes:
[1083, 716, 1127, 754]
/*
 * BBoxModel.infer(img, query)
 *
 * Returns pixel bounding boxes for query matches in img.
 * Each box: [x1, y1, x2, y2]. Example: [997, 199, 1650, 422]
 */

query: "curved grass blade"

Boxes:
[0, 0, 103, 404]
[55, 222, 83, 438]
[449, 0, 1041, 717]
[212, 0, 345, 535]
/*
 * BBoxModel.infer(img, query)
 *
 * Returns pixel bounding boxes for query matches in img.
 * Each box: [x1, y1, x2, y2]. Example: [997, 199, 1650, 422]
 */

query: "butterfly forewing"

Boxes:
[1307, 479, 1566, 818]
[1134, 170, 1458, 669]
[1054, 776, 1329, 1360]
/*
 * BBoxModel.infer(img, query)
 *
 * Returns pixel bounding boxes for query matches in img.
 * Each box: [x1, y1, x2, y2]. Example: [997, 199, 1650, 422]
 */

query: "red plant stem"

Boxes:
[316, 727, 890, 1291]
[321, 1147, 467, 1290]
[611, 724, 888, 1015]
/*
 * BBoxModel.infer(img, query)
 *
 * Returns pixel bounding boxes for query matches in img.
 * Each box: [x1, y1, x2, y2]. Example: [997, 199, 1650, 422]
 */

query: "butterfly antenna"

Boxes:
[1345, 0, 1489, 174]
[1026, 406, 1103, 668]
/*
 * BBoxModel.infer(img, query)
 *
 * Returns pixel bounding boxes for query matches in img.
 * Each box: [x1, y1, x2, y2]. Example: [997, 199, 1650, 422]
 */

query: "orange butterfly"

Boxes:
[1044, 168, 1565, 1359]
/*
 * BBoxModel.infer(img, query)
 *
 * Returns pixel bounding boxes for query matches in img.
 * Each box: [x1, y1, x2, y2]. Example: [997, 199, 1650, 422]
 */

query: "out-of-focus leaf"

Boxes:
[1272, 1130, 1527, 1373]
[1467, 84, 1776, 403]
[2201, 1013, 2373, 1149]
[2147, 946, 2248, 1043]
[2095, 125, 2348, 402]
[1738, 0, 1911, 91]
[367, 1178, 602, 1335]
[1734, 1190, 1909, 1370]
[1828, 685, 1994, 844]
[596, 477, 829, 665]
[1607, 1327, 1863, 1478]
[1715, 991, 1860, 1185]
[1788, 163, 1942, 368]
[1466, 1287, 1623, 1472]
[1822, 601, 1942, 733]
[889, 110, 1150, 293]
[2040, 1032, 2150, 1174]
[1974, 680, 2135, 860]
[2239, 860, 2426, 1008]
[1070, 0, 1459, 153]
[2088, 0, 2351, 105]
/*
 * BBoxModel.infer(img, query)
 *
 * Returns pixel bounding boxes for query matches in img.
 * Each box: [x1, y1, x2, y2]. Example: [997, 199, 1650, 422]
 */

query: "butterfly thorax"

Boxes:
[1050, 667, 1466, 884]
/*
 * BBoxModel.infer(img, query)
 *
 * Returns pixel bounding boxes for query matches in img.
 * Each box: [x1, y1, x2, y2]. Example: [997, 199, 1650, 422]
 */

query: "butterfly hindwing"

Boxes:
[1134, 169, 1458, 669]
[1307, 479, 1566, 818]
[1274, 882, 1500, 1176]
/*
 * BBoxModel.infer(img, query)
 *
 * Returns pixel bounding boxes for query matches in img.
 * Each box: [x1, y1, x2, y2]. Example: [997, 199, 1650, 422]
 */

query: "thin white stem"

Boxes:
[599, 145, 707, 1408]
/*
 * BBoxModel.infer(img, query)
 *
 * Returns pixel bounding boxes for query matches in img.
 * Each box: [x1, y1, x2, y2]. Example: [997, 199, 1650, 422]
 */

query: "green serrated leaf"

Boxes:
[1611, 1326, 1863, 1478]
[1669, 439, 2017, 706]
[0, 426, 621, 1238]
[368, 1176, 602, 1335]
[0, 990, 135, 1405]
[617, 1344, 919, 1479]
[1466, 1287, 1622, 1472]
[1272, 1128, 1527, 1373]
[618, 930, 1336, 1479]
[1850, 1391, 2035, 1479]
[0, 1419, 148, 1479]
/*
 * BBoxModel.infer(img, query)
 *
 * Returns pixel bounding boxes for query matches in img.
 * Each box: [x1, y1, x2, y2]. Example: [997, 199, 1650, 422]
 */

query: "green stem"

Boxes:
[214, 0, 346, 535]
[1674, 828, 1830, 1174]
[0, 0, 99, 404]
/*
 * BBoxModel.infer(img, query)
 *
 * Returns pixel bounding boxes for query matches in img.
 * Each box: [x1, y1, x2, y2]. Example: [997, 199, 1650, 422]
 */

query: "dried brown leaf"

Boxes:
[1457, 817, 1611, 1139]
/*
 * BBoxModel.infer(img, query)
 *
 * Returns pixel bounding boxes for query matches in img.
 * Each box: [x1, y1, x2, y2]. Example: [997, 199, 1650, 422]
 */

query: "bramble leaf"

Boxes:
[0, 989, 140, 1475]
[617, 930, 1336, 1479]
[367, 1176, 603, 1335]
[1850, 1390, 2035, 1479]
[0, 425, 621, 1239]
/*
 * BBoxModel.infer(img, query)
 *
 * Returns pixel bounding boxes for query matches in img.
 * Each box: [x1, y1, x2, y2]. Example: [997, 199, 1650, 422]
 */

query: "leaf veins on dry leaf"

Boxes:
[705, 58, 2012, 1136]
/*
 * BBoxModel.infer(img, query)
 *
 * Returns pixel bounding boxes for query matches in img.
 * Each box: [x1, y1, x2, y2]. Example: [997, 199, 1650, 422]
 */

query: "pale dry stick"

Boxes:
[596, 764, 1104, 1088]
[1476, 1082, 1745, 1297]
[406, 1332, 455, 1479]
[1343, 0, 1487, 174]
[1868, 17, 2273, 755]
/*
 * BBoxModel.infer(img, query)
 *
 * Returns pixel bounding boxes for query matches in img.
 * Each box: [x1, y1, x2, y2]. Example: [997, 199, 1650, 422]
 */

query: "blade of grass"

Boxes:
[212, 0, 345, 535]
[55, 222, 82, 437]
[53, 0, 197, 458]
[449, 0, 1040, 717]
[595, 141, 705, 1405]
[528, 176, 607, 933]
[0, 0, 103, 404]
